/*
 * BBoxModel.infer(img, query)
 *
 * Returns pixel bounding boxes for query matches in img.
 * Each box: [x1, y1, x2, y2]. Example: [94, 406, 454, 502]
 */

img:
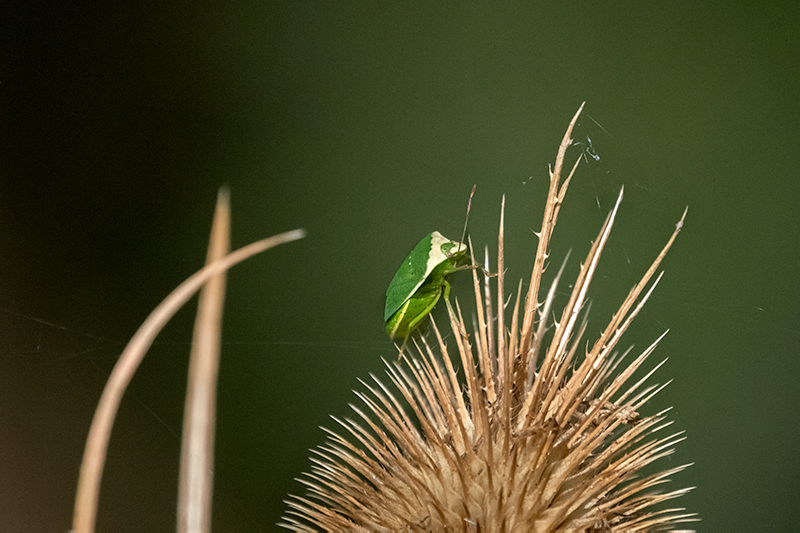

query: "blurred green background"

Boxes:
[1, 3, 797, 531]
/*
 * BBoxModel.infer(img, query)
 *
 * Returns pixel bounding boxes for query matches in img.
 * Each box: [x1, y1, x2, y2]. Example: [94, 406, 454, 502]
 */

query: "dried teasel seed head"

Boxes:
[281, 104, 697, 532]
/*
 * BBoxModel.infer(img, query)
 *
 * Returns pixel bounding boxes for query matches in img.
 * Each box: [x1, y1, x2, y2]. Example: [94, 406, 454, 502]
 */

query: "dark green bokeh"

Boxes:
[1, 3, 797, 531]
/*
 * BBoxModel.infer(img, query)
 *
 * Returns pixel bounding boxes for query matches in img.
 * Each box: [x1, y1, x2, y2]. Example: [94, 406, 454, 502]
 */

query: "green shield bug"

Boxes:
[384, 186, 483, 356]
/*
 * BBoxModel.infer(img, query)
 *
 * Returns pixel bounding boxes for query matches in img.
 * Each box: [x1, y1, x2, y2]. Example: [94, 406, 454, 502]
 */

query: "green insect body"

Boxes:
[384, 231, 469, 343]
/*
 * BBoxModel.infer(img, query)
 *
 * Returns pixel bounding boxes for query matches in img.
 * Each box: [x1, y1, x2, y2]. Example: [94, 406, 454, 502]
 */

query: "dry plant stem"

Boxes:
[177, 189, 231, 533]
[525, 251, 570, 394]
[522, 188, 624, 430]
[468, 237, 496, 404]
[72, 221, 305, 533]
[496, 195, 512, 457]
[518, 102, 585, 371]
[558, 207, 687, 431]
[482, 247, 496, 371]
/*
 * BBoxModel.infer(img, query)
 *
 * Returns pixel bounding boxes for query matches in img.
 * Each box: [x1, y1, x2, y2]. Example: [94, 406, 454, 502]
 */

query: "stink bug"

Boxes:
[384, 186, 483, 356]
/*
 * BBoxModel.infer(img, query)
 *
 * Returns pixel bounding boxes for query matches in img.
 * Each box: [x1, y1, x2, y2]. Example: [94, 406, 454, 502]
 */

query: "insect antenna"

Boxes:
[458, 184, 477, 249]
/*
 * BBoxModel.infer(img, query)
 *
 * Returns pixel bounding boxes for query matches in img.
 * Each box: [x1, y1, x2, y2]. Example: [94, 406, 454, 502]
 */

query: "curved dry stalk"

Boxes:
[283, 104, 696, 532]
[72, 193, 305, 533]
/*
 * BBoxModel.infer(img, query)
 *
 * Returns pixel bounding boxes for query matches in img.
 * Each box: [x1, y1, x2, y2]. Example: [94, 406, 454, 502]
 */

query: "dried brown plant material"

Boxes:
[72, 190, 305, 533]
[282, 104, 696, 532]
